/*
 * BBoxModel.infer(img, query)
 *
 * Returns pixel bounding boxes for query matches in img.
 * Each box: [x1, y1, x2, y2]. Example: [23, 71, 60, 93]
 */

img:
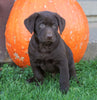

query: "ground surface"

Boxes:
[0, 60, 97, 100]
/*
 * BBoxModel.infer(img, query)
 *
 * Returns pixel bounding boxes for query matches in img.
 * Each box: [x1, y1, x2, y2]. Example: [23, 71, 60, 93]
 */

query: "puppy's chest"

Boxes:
[35, 58, 58, 72]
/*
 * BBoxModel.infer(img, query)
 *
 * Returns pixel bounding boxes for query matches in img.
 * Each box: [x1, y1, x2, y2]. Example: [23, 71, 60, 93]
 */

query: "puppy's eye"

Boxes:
[52, 24, 57, 29]
[39, 24, 45, 29]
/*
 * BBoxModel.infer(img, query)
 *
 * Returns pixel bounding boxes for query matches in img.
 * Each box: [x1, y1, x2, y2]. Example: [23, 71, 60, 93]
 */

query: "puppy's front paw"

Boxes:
[60, 84, 69, 94]
[27, 77, 44, 86]
[27, 77, 35, 83]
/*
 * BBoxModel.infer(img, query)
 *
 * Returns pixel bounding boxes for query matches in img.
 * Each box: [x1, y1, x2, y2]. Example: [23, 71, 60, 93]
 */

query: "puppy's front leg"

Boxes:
[28, 62, 44, 85]
[58, 59, 69, 93]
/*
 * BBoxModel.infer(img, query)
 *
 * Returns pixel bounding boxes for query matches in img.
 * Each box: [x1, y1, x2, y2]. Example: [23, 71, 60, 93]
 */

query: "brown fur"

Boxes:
[24, 11, 77, 93]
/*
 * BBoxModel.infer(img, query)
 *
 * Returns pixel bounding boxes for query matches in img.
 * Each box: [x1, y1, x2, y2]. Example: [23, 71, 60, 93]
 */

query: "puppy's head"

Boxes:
[24, 11, 65, 44]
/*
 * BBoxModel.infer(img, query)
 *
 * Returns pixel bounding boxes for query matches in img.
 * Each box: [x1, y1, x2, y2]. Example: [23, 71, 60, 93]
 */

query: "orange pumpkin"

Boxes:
[5, 0, 89, 68]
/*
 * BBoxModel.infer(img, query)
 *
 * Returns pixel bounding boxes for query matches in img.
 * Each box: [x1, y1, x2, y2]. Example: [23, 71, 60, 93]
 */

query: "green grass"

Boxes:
[0, 60, 97, 100]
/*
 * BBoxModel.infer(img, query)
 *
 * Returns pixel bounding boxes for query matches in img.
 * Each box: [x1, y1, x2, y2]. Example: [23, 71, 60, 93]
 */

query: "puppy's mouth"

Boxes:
[38, 41, 53, 52]
[39, 38, 56, 46]
[45, 37, 56, 44]
[46, 41, 53, 45]
[42, 41, 53, 46]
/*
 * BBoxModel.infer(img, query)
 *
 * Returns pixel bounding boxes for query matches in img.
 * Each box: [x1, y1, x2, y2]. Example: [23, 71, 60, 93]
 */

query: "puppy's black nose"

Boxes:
[47, 33, 53, 40]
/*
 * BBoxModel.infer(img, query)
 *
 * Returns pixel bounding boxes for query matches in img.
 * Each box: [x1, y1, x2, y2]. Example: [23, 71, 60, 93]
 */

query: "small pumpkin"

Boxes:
[5, 0, 89, 68]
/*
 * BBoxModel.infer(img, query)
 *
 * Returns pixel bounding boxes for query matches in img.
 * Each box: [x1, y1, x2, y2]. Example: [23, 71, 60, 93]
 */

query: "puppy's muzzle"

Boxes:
[45, 28, 56, 42]
[46, 33, 53, 40]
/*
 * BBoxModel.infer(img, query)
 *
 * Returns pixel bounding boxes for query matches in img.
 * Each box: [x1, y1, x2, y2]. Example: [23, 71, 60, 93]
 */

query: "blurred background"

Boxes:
[78, 0, 97, 60]
[0, 0, 97, 63]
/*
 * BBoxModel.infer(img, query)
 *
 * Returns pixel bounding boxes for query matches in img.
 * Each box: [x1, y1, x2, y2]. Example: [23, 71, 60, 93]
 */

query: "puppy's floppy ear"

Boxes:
[24, 13, 39, 33]
[55, 14, 65, 34]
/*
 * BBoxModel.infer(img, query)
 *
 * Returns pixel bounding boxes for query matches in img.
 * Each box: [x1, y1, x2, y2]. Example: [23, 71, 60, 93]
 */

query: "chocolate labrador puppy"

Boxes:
[24, 11, 77, 93]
